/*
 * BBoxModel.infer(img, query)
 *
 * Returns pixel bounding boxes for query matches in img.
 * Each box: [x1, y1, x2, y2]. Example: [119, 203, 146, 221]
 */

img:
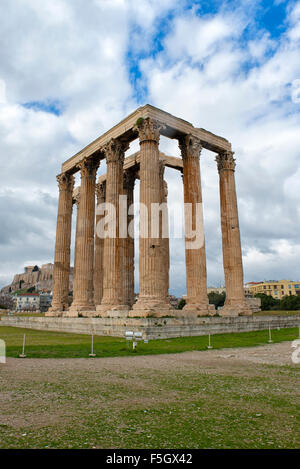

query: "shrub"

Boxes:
[177, 299, 186, 310]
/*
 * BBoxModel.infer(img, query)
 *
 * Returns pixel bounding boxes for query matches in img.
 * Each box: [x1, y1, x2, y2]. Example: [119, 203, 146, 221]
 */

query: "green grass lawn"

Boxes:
[0, 312, 45, 318]
[0, 325, 299, 359]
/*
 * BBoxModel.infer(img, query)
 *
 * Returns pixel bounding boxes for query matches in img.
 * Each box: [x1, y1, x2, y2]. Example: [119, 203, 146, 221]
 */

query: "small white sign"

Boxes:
[0, 339, 6, 364]
[291, 339, 300, 364]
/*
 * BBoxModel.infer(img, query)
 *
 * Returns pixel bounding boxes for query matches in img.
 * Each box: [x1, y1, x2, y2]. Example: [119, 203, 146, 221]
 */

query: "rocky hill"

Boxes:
[1, 263, 74, 294]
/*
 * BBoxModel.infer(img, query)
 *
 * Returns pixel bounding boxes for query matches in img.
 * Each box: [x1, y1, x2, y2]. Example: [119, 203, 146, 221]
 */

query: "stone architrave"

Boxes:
[179, 134, 215, 316]
[68, 157, 99, 315]
[94, 181, 106, 306]
[47, 173, 74, 315]
[130, 118, 172, 316]
[216, 151, 252, 316]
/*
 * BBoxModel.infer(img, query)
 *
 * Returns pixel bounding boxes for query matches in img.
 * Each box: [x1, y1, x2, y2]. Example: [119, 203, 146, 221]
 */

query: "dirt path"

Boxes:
[2, 341, 297, 374]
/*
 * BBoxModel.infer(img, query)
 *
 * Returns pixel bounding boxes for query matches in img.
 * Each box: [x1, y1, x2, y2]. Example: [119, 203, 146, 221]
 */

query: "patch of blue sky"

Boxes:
[126, 1, 235, 101]
[126, 9, 177, 103]
[126, 0, 291, 102]
[190, 0, 291, 34]
[22, 99, 64, 116]
[184, 0, 226, 16]
[257, 0, 290, 38]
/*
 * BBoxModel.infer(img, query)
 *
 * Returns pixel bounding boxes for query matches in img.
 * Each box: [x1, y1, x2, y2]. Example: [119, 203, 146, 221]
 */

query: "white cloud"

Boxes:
[0, 0, 299, 293]
[248, 33, 276, 60]
[244, 240, 300, 281]
[164, 12, 243, 63]
[139, 3, 300, 288]
[288, 0, 300, 40]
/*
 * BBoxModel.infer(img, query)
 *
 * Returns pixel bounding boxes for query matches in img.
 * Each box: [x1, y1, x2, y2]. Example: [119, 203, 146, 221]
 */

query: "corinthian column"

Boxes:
[72, 186, 80, 290]
[159, 163, 170, 300]
[68, 157, 99, 315]
[179, 134, 214, 315]
[216, 151, 252, 316]
[97, 138, 129, 314]
[123, 170, 135, 307]
[131, 118, 172, 316]
[47, 173, 74, 315]
[94, 181, 106, 306]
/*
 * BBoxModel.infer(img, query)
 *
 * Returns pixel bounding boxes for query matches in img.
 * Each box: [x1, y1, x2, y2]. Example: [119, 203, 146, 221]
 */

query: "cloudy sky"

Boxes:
[0, 0, 299, 296]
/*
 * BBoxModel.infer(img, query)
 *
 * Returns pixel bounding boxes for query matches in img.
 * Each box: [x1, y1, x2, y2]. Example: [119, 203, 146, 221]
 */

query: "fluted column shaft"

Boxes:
[98, 139, 129, 312]
[159, 165, 170, 299]
[123, 171, 135, 307]
[132, 118, 171, 313]
[179, 134, 213, 315]
[94, 182, 106, 306]
[72, 188, 80, 291]
[216, 151, 251, 316]
[69, 158, 99, 313]
[49, 173, 74, 313]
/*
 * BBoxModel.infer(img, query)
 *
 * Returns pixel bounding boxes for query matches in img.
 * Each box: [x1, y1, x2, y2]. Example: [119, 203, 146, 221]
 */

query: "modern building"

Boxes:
[15, 293, 40, 311]
[39, 293, 52, 312]
[207, 286, 253, 297]
[246, 280, 300, 299]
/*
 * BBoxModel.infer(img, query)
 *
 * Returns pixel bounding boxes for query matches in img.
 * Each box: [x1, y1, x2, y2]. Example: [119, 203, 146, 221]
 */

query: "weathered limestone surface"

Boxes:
[216, 151, 252, 316]
[68, 158, 99, 315]
[97, 139, 129, 315]
[159, 167, 170, 298]
[94, 182, 106, 306]
[179, 135, 215, 316]
[1, 315, 298, 340]
[48, 173, 74, 314]
[1, 263, 73, 295]
[123, 170, 135, 307]
[130, 118, 172, 316]
[72, 187, 80, 306]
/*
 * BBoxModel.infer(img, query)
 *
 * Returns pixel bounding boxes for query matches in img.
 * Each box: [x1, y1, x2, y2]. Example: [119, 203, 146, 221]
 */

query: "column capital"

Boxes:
[123, 169, 136, 191]
[216, 151, 236, 172]
[95, 181, 106, 202]
[178, 134, 202, 160]
[104, 138, 129, 164]
[77, 157, 99, 178]
[134, 117, 165, 144]
[56, 173, 74, 192]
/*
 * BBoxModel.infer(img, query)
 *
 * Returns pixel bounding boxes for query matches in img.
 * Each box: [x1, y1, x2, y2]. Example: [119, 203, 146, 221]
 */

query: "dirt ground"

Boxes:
[0, 342, 299, 449]
[2, 340, 297, 373]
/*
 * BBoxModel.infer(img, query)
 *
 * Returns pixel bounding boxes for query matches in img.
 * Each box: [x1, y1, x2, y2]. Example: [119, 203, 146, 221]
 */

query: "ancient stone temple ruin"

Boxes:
[47, 105, 252, 318]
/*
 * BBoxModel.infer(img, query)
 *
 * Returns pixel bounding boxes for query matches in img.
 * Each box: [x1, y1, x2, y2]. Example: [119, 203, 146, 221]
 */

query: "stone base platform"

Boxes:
[1, 315, 299, 340]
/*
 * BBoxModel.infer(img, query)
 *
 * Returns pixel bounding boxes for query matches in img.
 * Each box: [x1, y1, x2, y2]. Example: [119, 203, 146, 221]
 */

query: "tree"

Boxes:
[208, 291, 226, 308]
[177, 298, 186, 310]
[254, 293, 280, 311]
[280, 294, 300, 311]
[0, 294, 15, 310]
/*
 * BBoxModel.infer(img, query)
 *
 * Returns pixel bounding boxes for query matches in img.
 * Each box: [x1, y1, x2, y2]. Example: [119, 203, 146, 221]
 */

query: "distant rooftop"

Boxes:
[17, 293, 40, 297]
